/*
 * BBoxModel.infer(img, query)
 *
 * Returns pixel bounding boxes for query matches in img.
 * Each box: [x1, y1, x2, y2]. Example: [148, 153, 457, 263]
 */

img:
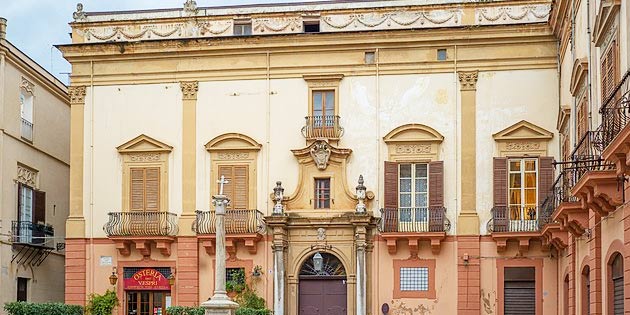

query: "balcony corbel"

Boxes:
[572, 170, 622, 217]
[553, 202, 588, 237]
[541, 223, 568, 251]
[381, 232, 446, 256]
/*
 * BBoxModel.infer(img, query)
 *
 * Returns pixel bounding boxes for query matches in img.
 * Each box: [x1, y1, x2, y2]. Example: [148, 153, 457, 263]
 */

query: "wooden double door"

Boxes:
[126, 291, 170, 315]
[298, 276, 347, 315]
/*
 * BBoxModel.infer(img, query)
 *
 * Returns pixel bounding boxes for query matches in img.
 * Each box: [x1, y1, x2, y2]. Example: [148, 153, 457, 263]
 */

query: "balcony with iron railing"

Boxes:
[548, 168, 588, 238]
[487, 204, 553, 253]
[20, 118, 33, 142]
[103, 211, 179, 257]
[378, 206, 450, 255]
[193, 209, 266, 255]
[599, 70, 630, 152]
[10, 221, 55, 266]
[301, 115, 344, 140]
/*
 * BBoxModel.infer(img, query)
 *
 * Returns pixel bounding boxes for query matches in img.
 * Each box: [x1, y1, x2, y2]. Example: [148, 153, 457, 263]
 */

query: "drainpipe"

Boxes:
[586, 0, 594, 130]
[571, 0, 578, 147]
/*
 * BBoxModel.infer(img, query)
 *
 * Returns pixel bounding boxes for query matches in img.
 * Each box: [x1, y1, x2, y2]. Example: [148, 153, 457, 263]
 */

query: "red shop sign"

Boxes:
[123, 268, 171, 291]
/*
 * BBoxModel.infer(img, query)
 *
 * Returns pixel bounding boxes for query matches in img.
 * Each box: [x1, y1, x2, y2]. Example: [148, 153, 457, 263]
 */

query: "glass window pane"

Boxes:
[416, 164, 428, 177]
[524, 206, 536, 219]
[509, 161, 521, 171]
[416, 179, 428, 193]
[415, 207, 427, 221]
[400, 209, 412, 222]
[525, 160, 536, 171]
[509, 189, 521, 204]
[509, 205, 521, 220]
[525, 189, 536, 204]
[525, 173, 537, 188]
[400, 179, 411, 192]
[313, 92, 323, 112]
[509, 174, 521, 188]
[325, 92, 335, 115]
[400, 194, 411, 207]
[416, 193, 427, 208]
[400, 164, 411, 178]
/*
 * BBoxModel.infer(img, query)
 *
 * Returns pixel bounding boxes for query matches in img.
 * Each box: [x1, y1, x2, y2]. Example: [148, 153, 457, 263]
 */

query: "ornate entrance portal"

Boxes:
[298, 252, 347, 315]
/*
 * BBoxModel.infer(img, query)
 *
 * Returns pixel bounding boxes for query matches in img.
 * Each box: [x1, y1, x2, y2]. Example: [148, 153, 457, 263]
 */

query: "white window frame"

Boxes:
[233, 22, 252, 36]
[507, 158, 538, 231]
[398, 163, 429, 230]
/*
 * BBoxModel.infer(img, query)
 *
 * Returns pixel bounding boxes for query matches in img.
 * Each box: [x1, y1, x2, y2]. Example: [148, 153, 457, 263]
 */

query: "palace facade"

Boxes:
[58, 0, 629, 314]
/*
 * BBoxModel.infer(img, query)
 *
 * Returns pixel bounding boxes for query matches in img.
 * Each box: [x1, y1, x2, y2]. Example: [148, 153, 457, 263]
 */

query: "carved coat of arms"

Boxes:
[310, 141, 331, 170]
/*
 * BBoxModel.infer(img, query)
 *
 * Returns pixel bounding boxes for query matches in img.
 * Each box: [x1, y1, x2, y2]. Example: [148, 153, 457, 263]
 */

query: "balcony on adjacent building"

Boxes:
[20, 118, 33, 142]
[600, 70, 630, 175]
[550, 169, 588, 237]
[378, 206, 450, 255]
[193, 209, 266, 256]
[103, 211, 178, 257]
[301, 115, 344, 140]
[10, 221, 55, 266]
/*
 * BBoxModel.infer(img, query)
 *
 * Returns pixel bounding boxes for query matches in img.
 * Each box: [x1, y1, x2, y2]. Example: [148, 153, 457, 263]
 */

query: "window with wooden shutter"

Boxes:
[218, 165, 249, 210]
[601, 40, 618, 102]
[130, 167, 160, 212]
[538, 157, 554, 206]
[33, 190, 46, 224]
[611, 253, 624, 315]
[576, 95, 588, 141]
[428, 161, 444, 207]
[582, 266, 590, 315]
[493, 158, 508, 207]
[384, 161, 399, 209]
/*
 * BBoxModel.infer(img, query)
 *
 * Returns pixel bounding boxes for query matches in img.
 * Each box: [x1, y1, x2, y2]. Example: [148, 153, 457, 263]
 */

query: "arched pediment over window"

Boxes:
[384, 124, 444, 161]
[205, 133, 262, 152]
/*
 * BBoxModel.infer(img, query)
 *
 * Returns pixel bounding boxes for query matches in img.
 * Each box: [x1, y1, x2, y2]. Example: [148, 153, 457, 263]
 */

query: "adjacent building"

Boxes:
[56, 0, 626, 314]
[0, 18, 69, 308]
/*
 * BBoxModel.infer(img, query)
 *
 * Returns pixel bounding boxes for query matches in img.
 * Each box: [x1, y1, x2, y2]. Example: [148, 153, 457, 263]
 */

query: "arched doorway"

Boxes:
[298, 252, 347, 315]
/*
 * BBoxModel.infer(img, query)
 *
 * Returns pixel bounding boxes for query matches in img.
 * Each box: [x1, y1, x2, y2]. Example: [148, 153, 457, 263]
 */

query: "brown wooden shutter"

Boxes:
[538, 157, 554, 206]
[601, 41, 618, 101]
[130, 168, 145, 211]
[145, 167, 160, 211]
[493, 158, 508, 207]
[429, 161, 444, 207]
[33, 190, 46, 223]
[218, 165, 234, 210]
[384, 161, 398, 209]
[233, 165, 249, 210]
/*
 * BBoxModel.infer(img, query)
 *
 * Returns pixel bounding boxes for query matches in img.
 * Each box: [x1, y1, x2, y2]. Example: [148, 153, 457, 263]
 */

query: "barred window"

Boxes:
[400, 267, 429, 291]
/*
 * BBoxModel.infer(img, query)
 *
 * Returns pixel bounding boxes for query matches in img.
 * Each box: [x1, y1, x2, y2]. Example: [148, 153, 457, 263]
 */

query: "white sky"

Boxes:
[1, 0, 320, 84]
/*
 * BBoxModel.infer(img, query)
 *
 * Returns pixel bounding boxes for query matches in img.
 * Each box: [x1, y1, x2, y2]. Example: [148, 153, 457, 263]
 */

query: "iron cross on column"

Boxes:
[217, 175, 229, 195]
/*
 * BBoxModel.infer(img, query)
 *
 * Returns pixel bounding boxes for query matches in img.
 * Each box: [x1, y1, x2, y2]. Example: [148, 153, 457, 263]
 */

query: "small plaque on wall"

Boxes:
[100, 256, 113, 266]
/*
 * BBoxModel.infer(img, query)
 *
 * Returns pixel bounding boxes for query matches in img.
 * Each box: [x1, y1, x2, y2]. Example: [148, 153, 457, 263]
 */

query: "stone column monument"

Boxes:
[201, 176, 239, 315]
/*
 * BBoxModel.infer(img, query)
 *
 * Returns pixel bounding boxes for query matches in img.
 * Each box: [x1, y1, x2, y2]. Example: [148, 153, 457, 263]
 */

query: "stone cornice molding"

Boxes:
[458, 71, 479, 91]
[68, 86, 87, 105]
[180, 81, 199, 100]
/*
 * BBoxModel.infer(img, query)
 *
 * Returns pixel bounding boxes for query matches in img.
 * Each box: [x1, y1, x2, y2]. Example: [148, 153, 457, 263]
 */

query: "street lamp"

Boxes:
[168, 273, 175, 286]
[109, 268, 118, 286]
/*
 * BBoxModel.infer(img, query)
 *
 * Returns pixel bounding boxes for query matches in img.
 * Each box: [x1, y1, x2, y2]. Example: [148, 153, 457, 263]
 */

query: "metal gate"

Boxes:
[504, 267, 536, 315]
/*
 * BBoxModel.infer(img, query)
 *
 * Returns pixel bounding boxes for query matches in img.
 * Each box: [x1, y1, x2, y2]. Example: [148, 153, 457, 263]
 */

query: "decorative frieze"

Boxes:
[180, 81, 199, 100]
[458, 71, 479, 91]
[505, 142, 541, 152]
[395, 144, 432, 155]
[321, 9, 461, 31]
[129, 153, 161, 162]
[217, 152, 250, 160]
[476, 4, 551, 25]
[72, 3, 550, 44]
[17, 165, 38, 187]
[68, 86, 87, 104]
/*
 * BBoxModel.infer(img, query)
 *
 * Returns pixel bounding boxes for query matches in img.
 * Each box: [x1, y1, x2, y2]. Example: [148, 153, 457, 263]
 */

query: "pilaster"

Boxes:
[589, 211, 603, 315]
[351, 214, 371, 315]
[457, 71, 480, 235]
[267, 215, 289, 315]
[180, 81, 198, 236]
[67, 86, 87, 238]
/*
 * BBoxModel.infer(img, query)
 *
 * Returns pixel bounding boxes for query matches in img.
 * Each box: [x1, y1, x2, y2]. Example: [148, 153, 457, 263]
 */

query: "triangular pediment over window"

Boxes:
[493, 120, 553, 141]
[117, 134, 173, 153]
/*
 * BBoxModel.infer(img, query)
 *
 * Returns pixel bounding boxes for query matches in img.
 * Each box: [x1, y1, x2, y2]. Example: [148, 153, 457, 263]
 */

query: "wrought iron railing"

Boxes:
[551, 169, 579, 207]
[569, 130, 614, 184]
[488, 206, 549, 233]
[301, 115, 344, 139]
[103, 211, 178, 236]
[11, 221, 54, 247]
[21, 118, 33, 142]
[192, 209, 266, 234]
[600, 70, 630, 150]
[379, 207, 451, 233]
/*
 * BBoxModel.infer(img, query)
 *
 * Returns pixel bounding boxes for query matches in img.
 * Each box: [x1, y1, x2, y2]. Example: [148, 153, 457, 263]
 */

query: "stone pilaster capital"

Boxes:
[68, 86, 87, 105]
[180, 81, 199, 100]
[458, 71, 479, 91]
